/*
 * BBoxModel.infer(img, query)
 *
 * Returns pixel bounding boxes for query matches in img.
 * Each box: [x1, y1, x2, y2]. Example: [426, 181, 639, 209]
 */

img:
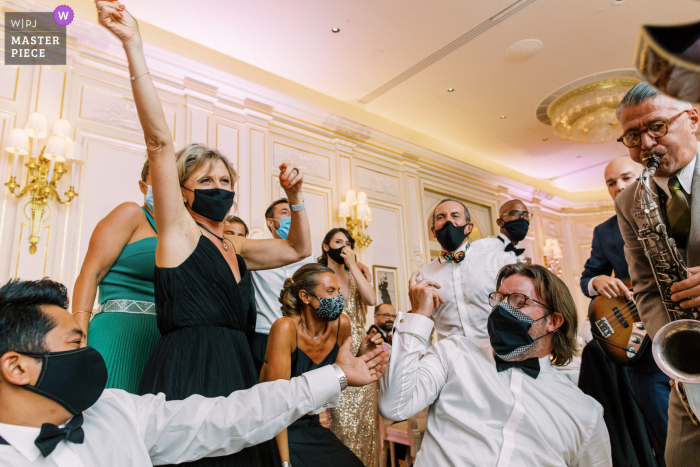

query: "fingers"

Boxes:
[418, 278, 442, 289]
[433, 289, 445, 309]
[409, 270, 421, 287]
[671, 271, 700, 293]
[371, 333, 383, 345]
[368, 328, 377, 338]
[361, 346, 383, 363]
[671, 283, 700, 302]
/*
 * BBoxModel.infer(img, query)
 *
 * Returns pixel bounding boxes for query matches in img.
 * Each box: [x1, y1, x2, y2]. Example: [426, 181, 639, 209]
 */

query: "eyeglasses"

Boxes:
[500, 210, 533, 221]
[376, 313, 397, 320]
[488, 292, 549, 310]
[617, 110, 689, 148]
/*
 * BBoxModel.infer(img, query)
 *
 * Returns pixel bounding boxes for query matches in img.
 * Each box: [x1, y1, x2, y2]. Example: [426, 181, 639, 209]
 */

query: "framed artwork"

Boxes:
[373, 265, 399, 311]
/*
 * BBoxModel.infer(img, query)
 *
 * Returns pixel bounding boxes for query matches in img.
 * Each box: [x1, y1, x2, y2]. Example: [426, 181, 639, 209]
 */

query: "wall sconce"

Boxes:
[542, 238, 563, 277]
[338, 189, 372, 248]
[4, 112, 82, 254]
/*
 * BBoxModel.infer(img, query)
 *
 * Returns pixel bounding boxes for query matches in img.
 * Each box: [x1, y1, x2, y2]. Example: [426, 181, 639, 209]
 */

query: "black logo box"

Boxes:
[5, 12, 66, 66]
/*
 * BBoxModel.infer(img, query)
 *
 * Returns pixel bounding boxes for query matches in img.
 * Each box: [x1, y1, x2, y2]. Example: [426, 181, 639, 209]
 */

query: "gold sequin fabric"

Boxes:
[328, 271, 377, 466]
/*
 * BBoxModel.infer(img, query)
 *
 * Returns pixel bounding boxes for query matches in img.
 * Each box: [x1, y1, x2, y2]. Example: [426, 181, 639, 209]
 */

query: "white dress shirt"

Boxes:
[378, 313, 612, 467]
[252, 254, 315, 334]
[418, 238, 516, 341]
[0, 366, 340, 466]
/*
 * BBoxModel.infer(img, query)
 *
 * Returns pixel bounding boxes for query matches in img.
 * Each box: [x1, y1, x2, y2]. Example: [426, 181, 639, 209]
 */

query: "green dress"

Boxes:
[87, 207, 160, 393]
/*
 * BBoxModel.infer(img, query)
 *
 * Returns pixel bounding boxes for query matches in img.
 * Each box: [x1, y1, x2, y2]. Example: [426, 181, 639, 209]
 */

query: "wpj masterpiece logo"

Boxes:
[5, 11, 68, 65]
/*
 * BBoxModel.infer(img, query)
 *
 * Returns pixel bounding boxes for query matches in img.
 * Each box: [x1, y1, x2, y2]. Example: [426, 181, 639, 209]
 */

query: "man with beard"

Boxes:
[615, 81, 700, 466]
[417, 199, 515, 340]
[378, 264, 612, 466]
[367, 303, 396, 345]
[496, 199, 532, 258]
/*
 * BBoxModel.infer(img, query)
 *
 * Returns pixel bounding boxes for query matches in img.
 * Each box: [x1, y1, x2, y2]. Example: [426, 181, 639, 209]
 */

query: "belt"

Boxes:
[98, 299, 156, 315]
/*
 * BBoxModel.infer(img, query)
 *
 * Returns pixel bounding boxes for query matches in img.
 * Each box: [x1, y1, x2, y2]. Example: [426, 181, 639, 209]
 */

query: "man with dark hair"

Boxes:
[615, 81, 700, 465]
[0, 278, 388, 466]
[418, 198, 515, 341]
[378, 265, 611, 466]
[367, 303, 395, 345]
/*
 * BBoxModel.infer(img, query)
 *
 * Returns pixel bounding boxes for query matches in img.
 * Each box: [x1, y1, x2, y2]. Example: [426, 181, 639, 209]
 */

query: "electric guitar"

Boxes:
[587, 279, 649, 365]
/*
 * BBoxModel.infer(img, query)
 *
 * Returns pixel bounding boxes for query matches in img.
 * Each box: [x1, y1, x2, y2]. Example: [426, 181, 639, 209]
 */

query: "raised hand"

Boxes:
[408, 270, 444, 319]
[357, 328, 383, 357]
[95, 0, 140, 45]
[278, 162, 304, 204]
[335, 337, 389, 387]
[340, 246, 357, 269]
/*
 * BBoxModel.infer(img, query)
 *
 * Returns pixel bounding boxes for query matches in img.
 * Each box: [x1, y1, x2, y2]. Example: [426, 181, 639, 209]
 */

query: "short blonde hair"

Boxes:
[176, 143, 238, 189]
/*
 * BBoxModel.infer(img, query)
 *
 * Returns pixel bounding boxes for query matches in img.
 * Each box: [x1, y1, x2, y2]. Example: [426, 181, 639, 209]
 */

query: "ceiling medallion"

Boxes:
[546, 78, 638, 144]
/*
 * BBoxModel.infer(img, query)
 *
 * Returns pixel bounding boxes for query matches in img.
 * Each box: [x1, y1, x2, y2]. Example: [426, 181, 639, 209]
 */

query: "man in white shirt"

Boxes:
[0, 278, 387, 466]
[418, 198, 515, 340]
[496, 199, 532, 258]
[379, 264, 612, 466]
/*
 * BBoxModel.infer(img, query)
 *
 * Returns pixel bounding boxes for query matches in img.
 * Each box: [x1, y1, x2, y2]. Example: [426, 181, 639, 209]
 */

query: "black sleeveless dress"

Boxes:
[138, 236, 280, 466]
[286, 324, 364, 467]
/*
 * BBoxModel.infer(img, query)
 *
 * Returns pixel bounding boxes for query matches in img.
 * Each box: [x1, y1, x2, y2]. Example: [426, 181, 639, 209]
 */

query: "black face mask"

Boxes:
[327, 246, 345, 265]
[502, 218, 529, 243]
[184, 187, 235, 222]
[487, 301, 552, 361]
[435, 221, 470, 252]
[22, 347, 108, 415]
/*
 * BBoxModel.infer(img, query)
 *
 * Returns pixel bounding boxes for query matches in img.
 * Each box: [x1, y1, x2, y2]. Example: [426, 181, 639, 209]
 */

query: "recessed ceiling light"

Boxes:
[332, 28, 340, 33]
[542, 137, 549, 141]
[447, 88, 454, 92]
[500, 115, 507, 119]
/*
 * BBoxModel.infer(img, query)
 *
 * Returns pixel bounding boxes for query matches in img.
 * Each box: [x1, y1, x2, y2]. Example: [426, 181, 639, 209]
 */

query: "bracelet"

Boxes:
[130, 71, 150, 82]
[72, 310, 94, 317]
[289, 200, 306, 212]
[282, 462, 293, 467]
[332, 363, 348, 392]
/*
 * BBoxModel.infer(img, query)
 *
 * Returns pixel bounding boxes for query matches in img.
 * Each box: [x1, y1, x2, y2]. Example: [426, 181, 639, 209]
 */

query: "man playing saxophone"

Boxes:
[615, 81, 700, 466]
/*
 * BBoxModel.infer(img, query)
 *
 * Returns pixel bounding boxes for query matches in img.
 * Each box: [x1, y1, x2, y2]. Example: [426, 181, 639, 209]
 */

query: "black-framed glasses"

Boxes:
[500, 210, 533, 221]
[488, 292, 548, 310]
[617, 110, 689, 148]
[376, 313, 397, 320]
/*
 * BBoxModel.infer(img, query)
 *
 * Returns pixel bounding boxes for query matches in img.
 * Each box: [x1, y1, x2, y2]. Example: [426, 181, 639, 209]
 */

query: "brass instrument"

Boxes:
[636, 156, 700, 424]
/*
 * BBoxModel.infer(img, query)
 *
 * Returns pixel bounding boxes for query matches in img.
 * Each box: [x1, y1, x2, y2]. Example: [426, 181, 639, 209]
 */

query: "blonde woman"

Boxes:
[96, 2, 312, 465]
[262, 263, 382, 467]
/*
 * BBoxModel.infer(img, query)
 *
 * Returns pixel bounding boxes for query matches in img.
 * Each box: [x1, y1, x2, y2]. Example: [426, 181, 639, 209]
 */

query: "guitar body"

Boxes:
[588, 281, 649, 365]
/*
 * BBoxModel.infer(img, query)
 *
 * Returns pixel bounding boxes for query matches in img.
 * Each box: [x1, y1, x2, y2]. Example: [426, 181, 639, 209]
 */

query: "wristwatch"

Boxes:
[289, 200, 306, 212]
[332, 363, 348, 391]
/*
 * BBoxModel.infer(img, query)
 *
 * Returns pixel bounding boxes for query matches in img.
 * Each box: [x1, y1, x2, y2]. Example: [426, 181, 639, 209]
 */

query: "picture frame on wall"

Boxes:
[373, 265, 399, 311]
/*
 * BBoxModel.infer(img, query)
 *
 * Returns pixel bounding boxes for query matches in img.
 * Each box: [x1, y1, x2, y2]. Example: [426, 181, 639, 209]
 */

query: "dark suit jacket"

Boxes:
[580, 215, 630, 298]
[615, 152, 700, 339]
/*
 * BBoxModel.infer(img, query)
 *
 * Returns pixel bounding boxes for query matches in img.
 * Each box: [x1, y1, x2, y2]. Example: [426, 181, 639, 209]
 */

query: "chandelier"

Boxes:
[338, 190, 373, 249]
[547, 78, 639, 144]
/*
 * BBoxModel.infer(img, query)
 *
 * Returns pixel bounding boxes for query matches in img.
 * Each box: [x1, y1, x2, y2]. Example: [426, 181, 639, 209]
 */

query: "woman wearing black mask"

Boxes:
[97, 6, 312, 466]
[318, 228, 377, 466]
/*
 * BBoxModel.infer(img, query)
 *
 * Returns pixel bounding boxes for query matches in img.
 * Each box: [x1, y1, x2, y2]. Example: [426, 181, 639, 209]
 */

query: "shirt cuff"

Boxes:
[587, 278, 599, 297]
[396, 312, 434, 342]
[302, 365, 341, 414]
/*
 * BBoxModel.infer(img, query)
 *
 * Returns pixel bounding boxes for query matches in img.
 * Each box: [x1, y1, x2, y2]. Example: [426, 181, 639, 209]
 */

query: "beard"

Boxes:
[379, 322, 394, 333]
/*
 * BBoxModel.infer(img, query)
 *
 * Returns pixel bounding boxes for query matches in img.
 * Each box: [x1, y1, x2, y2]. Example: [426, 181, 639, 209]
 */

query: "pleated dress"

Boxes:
[137, 235, 280, 466]
[87, 207, 160, 393]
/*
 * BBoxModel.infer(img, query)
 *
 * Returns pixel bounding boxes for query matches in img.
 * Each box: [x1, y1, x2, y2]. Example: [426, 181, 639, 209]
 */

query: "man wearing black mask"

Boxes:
[418, 199, 515, 341]
[496, 199, 532, 258]
[0, 278, 388, 466]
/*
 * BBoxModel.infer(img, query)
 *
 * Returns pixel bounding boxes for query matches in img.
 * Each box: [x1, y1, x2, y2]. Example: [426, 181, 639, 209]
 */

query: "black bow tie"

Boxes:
[35, 413, 84, 457]
[495, 355, 540, 379]
[504, 243, 525, 256]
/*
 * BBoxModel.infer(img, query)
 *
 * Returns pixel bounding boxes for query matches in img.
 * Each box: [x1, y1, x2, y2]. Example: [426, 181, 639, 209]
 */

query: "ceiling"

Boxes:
[123, 0, 700, 195]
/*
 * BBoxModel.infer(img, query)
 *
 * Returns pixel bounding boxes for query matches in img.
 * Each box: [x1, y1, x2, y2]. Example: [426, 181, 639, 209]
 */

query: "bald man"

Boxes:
[496, 199, 532, 257]
[580, 155, 669, 466]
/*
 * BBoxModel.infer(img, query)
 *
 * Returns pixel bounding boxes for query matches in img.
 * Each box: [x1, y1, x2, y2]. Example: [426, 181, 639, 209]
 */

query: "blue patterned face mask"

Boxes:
[307, 292, 345, 321]
[145, 185, 154, 212]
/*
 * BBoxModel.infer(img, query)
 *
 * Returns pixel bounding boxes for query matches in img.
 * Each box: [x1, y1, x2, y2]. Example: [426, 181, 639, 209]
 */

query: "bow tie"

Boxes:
[441, 250, 465, 263]
[35, 413, 85, 457]
[495, 355, 540, 379]
[504, 243, 525, 256]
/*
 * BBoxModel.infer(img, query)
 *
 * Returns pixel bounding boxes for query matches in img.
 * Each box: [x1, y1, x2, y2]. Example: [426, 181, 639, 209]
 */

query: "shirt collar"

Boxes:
[654, 149, 697, 197]
[438, 241, 469, 264]
[0, 421, 42, 462]
[497, 233, 512, 247]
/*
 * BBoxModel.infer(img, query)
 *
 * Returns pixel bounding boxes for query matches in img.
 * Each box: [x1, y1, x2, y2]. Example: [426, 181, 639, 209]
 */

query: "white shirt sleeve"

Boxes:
[131, 365, 340, 465]
[587, 277, 600, 297]
[571, 408, 613, 467]
[378, 312, 448, 422]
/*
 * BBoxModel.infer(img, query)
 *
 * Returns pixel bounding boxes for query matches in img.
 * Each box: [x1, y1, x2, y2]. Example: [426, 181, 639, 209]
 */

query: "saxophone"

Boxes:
[638, 155, 700, 424]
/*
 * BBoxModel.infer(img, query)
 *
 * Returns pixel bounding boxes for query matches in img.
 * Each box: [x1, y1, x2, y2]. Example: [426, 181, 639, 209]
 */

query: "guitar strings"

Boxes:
[595, 301, 641, 332]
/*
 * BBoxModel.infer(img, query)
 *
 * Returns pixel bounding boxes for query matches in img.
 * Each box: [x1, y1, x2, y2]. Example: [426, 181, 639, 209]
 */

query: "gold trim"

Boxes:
[547, 78, 640, 119]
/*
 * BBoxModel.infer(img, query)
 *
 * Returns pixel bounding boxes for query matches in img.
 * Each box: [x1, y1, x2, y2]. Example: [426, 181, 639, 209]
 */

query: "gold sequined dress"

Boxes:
[327, 270, 377, 466]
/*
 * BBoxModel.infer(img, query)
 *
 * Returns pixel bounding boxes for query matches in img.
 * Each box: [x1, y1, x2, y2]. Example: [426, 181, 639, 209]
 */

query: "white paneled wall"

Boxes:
[0, 1, 614, 325]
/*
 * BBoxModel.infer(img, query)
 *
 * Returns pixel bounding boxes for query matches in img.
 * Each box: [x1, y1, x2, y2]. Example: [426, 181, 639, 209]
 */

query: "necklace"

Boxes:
[196, 223, 231, 251]
[300, 318, 325, 342]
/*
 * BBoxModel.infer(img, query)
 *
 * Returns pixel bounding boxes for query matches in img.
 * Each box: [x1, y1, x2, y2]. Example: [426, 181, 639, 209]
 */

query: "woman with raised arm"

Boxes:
[72, 160, 160, 393]
[262, 263, 382, 467]
[319, 228, 378, 466]
[95, 2, 312, 465]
